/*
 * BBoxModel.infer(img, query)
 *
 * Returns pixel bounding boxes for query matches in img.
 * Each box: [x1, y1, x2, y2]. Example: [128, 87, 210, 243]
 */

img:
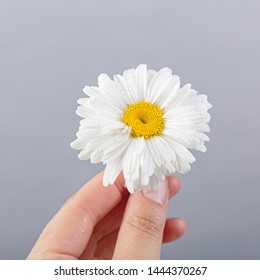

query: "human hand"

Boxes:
[27, 171, 187, 260]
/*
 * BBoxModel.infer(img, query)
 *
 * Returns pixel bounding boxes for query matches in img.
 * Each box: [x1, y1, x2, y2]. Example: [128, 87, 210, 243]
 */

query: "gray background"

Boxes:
[0, 0, 259, 260]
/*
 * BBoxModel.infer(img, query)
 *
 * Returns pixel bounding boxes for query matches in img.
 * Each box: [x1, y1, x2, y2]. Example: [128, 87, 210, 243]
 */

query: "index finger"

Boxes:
[27, 171, 128, 259]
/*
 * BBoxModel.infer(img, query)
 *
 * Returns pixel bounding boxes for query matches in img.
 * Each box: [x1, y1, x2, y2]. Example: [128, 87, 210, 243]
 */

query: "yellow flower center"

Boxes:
[122, 101, 165, 139]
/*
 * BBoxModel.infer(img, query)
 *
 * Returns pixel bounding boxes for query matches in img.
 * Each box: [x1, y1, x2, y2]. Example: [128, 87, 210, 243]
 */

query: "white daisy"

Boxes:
[71, 64, 211, 193]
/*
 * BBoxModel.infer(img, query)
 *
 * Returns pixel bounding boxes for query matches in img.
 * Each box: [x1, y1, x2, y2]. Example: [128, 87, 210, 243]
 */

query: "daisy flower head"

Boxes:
[71, 64, 211, 193]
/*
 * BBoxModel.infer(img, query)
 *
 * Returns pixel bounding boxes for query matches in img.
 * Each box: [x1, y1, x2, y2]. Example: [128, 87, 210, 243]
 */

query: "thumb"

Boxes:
[113, 178, 169, 260]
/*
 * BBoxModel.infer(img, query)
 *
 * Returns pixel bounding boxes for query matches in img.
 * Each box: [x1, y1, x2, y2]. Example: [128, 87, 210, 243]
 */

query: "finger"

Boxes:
[27, 171, 128, 259]
[168, 176, 181, 199]
[92, 175, 180, 243]
[79, 196, 128, 259]
[113, 178, 169, 260]
[80, 175, 181, 259]
[93, 229, 120, 260]
[92, 217, 187, 260]
[94, 175, 180, 242]
[163, 217, 187, 243]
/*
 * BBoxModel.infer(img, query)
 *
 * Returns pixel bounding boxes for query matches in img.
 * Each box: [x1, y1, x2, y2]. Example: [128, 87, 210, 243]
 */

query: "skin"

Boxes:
[27, 171, 187, 260]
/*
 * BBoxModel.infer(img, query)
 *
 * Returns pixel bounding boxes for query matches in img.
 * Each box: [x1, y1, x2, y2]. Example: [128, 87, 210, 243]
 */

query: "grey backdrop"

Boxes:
[0, 0, 259, 260]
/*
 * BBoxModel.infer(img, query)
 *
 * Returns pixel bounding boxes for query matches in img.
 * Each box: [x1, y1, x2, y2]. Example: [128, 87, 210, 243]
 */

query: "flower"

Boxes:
[71, 64, 211, 193]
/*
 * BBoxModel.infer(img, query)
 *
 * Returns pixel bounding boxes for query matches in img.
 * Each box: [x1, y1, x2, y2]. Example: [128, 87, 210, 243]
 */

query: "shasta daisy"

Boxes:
[71, 64, 211, 193]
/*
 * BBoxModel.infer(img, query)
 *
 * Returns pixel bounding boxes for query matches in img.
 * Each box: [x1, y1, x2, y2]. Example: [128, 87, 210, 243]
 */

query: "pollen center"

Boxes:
[122, 101, 165, 139]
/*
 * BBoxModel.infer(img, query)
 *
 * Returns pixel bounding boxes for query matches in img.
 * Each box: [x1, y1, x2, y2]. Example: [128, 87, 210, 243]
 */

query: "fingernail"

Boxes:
[142, 179, 168, 205]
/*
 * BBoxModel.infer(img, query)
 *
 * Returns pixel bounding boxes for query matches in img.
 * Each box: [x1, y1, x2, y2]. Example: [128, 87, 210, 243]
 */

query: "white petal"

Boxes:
[70, 138, 87, 150]
[196, 123, 210, 132]
[83, 86, 99, 97]
[123, 68, 141, 103]
[77, 98, 90, 106]
[146, 67, 172, 103]
[101, 122, 126, 134]
[76, 128, 101, 138]
[147, 69, 156, 84]
[147, 138, 162, 167]
[140, 144, 156, 179]
[90, 149, 103, 163]
[113, 74, 134, 105]
[154, 166, 166, 181]
[141, 173, 149, 186]
[197, 144, 207, 152]
[98, 73, 128, 110]
[195, 132, 210, 142]
[166, 83, 193, 110]
[134, 64, 147, 100]
[167, 139, 196, 163]
[122, 138, 144, 181]
[122, 140, 136, 180]
[103, 136, 128, 156]
[76, 106, 93, 118]
[157, 76, 180, 108]
[148, 175, 160, 191]
[152, 136, 177, 164]
[103, 156, 122, 186]
[176, 159, 191, 174]
[78, 146, 92, 160]
[125, 180, 134, 194]
[132, 177, 143, 191]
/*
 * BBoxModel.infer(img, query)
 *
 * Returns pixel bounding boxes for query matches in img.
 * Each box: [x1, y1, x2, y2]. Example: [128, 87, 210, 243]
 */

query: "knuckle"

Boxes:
[128, 208, 165, 238]
[61, 193, 77, 209]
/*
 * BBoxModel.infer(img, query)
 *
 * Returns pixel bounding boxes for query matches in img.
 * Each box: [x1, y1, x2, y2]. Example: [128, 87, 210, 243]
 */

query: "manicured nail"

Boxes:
[142, 179, 168, 205]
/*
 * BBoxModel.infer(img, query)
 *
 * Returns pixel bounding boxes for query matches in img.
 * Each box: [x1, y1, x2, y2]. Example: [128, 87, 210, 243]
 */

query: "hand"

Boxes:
[27, 171, 187, 260]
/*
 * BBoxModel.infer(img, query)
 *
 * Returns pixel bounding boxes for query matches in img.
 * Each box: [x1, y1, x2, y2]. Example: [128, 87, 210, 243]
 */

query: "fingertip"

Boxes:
[163, 217, 187, 243]
[168, 175, 181, 189]
[113, 179, 168, 259]
[174, 217, 187, 236]
[167, 176, 181, 199]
